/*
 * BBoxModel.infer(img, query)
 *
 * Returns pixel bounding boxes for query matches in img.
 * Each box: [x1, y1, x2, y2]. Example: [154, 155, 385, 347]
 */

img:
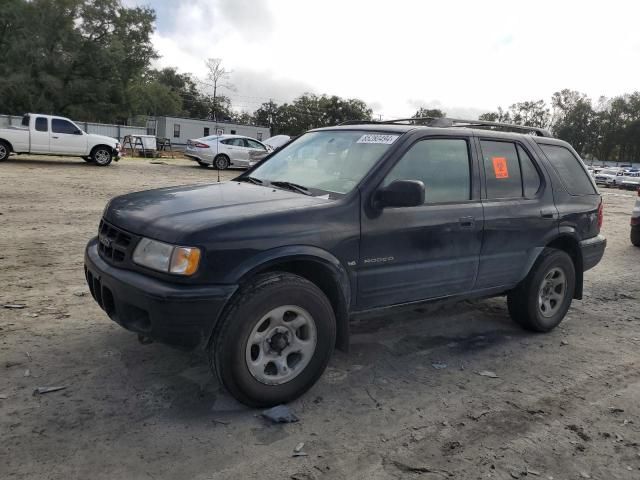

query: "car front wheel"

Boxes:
[507, 248, 576, 332]
[210, 272, 336, 407]
[0, 141, 10, 161]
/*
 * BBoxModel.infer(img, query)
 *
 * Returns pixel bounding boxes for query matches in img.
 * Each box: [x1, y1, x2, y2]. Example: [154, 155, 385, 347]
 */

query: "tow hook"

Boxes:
[138, 334, 153, 345]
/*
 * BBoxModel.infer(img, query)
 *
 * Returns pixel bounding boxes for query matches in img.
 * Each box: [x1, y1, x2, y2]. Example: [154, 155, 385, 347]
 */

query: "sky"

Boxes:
[124, 0, 640, 119]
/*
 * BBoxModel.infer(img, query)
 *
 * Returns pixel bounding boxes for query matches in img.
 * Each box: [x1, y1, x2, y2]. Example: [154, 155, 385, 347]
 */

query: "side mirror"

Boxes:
[74, 129, 83, 135]
[376, 180, 425, 208]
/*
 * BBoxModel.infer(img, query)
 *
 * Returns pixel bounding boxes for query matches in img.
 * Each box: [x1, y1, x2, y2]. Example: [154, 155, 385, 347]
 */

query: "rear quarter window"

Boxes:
[539, 144, 596, 195]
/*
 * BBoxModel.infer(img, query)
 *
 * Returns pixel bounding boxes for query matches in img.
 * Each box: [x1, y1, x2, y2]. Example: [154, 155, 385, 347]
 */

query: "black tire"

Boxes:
[210, 272, 336, 408]
[91, 146, 113, 166]
[214, 155, 230, 170]
[507, 248, 576, 332]
[631, 229, 640, 247]
[0, 141, 10, 161]
[197, 161, 209, 168]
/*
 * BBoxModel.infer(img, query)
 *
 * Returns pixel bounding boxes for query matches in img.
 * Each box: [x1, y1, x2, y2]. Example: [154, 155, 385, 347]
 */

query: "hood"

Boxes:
[88, 133, 118, 146]
[104, 181, 331, 243]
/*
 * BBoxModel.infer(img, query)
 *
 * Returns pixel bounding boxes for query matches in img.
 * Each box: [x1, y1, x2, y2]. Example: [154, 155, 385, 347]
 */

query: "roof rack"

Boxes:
[339, 117, 553, 137]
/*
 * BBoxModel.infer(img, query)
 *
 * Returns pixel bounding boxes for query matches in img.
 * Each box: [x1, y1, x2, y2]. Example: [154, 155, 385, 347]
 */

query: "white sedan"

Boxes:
[185, 134, 271, 170]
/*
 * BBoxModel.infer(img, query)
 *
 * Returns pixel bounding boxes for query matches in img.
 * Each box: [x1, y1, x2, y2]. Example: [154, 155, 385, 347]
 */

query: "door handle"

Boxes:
[52, 136, 59, 139]
[540, 209, 556, 219]
[459, 216, 475, 229]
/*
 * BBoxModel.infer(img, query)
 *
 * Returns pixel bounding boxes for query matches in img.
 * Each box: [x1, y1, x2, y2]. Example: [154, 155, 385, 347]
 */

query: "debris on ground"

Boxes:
[2, 304, 26, 309]
[33, 386, 67, 396]
[526, 467, 541, 476]
[431, 362, 448, 369]
[476, 370, 499, 378]
[24, 369, 31, 377]
[294, 442, 305, 453]
[73, 291, 86, 297]
[560, 340, 569, 346]
[261, 405, 299, 423]
[469, 410, 491, 421]
[0, 394, 8, 400]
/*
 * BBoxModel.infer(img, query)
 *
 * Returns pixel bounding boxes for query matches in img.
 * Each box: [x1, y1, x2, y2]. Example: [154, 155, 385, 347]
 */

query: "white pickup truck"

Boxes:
[0, 114, 121, 166]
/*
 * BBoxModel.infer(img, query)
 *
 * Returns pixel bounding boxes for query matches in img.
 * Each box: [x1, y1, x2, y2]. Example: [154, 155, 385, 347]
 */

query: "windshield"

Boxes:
[249, 130, 400, 195]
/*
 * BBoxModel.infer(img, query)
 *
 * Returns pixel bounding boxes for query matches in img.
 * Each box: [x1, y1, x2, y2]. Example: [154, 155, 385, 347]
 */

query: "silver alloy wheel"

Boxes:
[215, 156, 228, 169]
[0, 144, 7, 159]
[245, 305, 317, 385]
[94, 149, 111, 165]
[538, 267, 567, 318]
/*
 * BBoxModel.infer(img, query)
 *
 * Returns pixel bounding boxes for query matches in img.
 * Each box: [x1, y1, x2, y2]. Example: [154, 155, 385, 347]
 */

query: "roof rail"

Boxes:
[338, 117, 552, 137]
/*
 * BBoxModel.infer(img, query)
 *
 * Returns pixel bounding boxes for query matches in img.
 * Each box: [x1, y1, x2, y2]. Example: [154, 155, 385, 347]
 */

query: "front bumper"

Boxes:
[580, 234, 606, 271]
[84, 238, 237, 350]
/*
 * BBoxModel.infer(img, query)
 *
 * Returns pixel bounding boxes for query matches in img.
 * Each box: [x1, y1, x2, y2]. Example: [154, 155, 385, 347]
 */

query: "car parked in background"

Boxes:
[619, 171, 640, 190]
[184, 134, 270, 170]
[263, 135, 291, 151]
[595, 168, 624, 187]
[0, 114, 121, 166]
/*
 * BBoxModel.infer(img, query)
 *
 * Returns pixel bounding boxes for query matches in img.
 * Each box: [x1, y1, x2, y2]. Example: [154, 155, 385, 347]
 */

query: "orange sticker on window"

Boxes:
[492, 157, 509, 179]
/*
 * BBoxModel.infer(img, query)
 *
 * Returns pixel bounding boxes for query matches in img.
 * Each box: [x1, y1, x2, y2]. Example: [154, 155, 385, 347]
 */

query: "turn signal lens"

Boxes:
[170, 247, 201, 275]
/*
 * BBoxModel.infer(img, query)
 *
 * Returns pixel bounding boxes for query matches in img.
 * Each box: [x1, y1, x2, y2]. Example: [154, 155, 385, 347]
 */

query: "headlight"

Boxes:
[133, 238, 201, 276]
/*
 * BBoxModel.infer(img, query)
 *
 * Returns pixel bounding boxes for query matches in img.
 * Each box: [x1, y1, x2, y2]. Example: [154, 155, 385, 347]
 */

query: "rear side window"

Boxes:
[539, 144, 596, 195]
[481, 140, 543, 199]
[35, 117, 48, 132]
[481, 141, 523, 199]
[383, 138, 471, 204]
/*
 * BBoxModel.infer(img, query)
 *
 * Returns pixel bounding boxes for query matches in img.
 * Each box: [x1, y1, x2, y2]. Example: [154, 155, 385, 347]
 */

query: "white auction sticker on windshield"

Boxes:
[356, 134, 399, 144]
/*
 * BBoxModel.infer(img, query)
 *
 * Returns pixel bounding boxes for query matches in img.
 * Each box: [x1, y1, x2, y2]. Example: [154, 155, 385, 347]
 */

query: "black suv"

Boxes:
[84, 118, 606, 407]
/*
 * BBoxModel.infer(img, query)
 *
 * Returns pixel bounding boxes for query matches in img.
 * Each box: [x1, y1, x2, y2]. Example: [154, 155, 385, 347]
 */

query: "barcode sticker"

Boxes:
[356, 134, 399, 145]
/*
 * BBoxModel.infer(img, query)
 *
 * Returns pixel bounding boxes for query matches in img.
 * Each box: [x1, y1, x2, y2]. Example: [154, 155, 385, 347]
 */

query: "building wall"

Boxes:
[155, 116, 271, 147]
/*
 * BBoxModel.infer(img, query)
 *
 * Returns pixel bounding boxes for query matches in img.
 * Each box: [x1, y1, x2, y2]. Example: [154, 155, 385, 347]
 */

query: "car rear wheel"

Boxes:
[631, 229, 640, 247]
[0, 141, 10, 161]
[209, 272, 336, 407]
[214, 155, 230, 170]
[507, 248, 575, 332]
[91, 146, 113, 166]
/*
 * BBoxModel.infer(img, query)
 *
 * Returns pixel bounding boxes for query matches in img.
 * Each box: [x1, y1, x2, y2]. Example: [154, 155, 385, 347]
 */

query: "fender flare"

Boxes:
[226, 245, 352, 351]
[521, 230, 584, 299]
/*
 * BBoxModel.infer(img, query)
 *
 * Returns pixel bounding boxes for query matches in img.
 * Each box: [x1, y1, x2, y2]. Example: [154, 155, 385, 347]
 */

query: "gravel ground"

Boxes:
[1, 155, 639, 480]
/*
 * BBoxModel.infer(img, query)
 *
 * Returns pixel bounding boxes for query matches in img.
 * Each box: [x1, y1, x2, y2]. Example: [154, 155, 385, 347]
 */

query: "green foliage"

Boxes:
[0, 0, 157, 122]
[412, 108, 446, 119]
[480, 92, 640, 161]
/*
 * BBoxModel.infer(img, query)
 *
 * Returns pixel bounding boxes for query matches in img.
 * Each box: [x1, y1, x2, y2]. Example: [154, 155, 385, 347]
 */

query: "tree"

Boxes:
[550, 90, 596, 155]
[0, 0, 157, 123]
[508, 100, 550, 128]
[412, 108, 445, 124]
[152, 67, 210, 118]
[204, 58, 234, 121]
[478, 107, 511, 123]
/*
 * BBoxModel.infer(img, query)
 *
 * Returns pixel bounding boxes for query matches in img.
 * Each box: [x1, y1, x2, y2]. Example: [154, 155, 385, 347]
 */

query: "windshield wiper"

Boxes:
[238, 176, 263, 185]
[270, 181, 312, 196]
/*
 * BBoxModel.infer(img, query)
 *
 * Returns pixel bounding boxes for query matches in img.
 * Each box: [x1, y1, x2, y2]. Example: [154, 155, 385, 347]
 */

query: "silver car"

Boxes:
[185, 134, 271, 170]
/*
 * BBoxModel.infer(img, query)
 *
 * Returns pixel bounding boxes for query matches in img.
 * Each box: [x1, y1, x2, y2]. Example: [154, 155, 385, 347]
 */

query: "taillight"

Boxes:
[194, 142, 209, 148]
[597, 200, 603, 230]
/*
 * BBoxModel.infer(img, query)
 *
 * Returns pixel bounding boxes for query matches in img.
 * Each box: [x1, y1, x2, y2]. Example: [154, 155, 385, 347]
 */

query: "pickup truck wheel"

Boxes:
[507, 248, 575, 332]
[91, 146, 113, 166]
[0, 141, 10, 161]
[214, 155, 230, 170]
[210, 272, 336, 407]
[631, 229, 640, 247]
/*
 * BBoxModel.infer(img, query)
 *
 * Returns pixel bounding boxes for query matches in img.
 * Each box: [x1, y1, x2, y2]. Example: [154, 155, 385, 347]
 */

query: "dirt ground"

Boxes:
[1, 155, 639, 480]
